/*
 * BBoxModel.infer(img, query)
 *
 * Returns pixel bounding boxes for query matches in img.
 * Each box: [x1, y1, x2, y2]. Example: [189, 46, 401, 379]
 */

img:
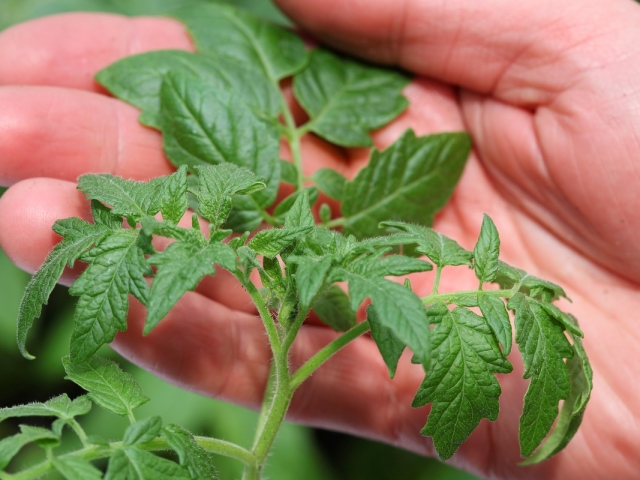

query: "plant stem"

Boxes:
[243, 343, 293, 480]
[421, 288, 517, 306]
[281, 104, 305, 191]
[431, 265, 442, 294]
[291, 321, 370, 390]
[324, 217, 346, 229]
[68, 418, 90, 447]
[238, 275, 282, 355]
[4, 436, 256, 480]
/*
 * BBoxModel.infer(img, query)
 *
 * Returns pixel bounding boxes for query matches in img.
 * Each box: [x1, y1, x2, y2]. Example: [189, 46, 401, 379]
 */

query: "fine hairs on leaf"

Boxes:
[4, 3, 592, 479]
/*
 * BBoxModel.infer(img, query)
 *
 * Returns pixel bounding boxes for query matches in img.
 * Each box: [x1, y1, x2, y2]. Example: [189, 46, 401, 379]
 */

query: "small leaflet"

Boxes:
[145, 240, 237, 334]
[171, 4, 307, 81]
[284, 189, 315, 229]
[381, 221, 473, 267]
[163, 424, 219, 480]
[195, 164, 266, 229]
[247, 226, 314, 258]
[288, 256, 333, 311]
[17, 218, 109, 359]
[52, 456, 103, 480]
[63, 356, 149, 418]
[0, 425, 59, 469]
[273, 187, 319, 224]
[341, 267, 431, 368]
[508, 293, 573, 458]
[159, 72, 280, 211]
[312, 168, 347, 201]
[77, 175, 164, 222]
[0, 394, 91, 423]
[520, 327, 592, 464]
[348, 255, 432, 277]
[474, 214, 500, 283]
[478, 293, 512, 355]
[123, 417, 162, 446]
[96, 50, 280, 128]
[69, 230, 151, 361]
[413, 305, 512, 460]
[342, 130, 471, 238]
[105, 448, 191, 480]
[279, 160, 298, 185]
[157, 166, 189, 224]
[313, 285, 357, 332]
[367, 305, 405, 378]
[495, 260, 568, 302]
[294, 49, 409, 147]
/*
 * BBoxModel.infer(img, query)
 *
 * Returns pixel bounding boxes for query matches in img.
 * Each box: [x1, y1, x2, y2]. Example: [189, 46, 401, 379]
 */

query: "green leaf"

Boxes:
[0, 394, 91, 423]
[342, 130, 471, 238]
[284, 189, 315, 229]
[507, 293, 573, 457]
[52, 456, 103, 480]
[477, 293, 512, 355]
[413, 305, 512, 460]
[63, 356, 149, 417]
[539, 302, 584, 338]
[247, 226, 313, 258]
[348, 255, 432, 277]
[96, 50, 279, 128]
[171, 4, 307, 81]
[123, 416, 162, 446]
[145, 241, 237, 333]
[294, 48, 409, 147]
[160, 72, 280, 210]
[520, 325, 592, 464]
[91, 199, 122, 230]
[223, 196, 264, 233]
[495, 261, 567, 302]
[319, 203, 332, 224]
[157, 165, 189, 224]
[289, 256, 333, 311]
[368, 305, 405, 378]
[313, 285, 357, 332]
[77, 174, 164, 222]
[381, 221, 473, 267]
[279, 160, 298, 185]
[69, 230, 150, 361]
[273, 187, 319, 223]
[312, 168, 347, 201]
[17, 219, 109, 359]
[163, 424, 219, 480]
[474, 214, 500, 283]
[106, 448, 191, 480]
[0, 426, 58, 469]
[195, 164, 266, 229]
[341, 268, 431, 367]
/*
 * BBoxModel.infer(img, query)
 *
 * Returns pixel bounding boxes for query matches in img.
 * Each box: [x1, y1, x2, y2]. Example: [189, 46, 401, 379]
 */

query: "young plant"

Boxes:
[1, 4, 592, 479]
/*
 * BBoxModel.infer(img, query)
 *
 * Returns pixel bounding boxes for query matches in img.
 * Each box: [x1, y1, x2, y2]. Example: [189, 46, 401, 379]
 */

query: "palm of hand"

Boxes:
[0, 10, 638, 480]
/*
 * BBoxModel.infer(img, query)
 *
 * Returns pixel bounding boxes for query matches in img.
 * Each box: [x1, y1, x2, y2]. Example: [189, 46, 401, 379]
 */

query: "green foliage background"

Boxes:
[0, 1, 478, 478]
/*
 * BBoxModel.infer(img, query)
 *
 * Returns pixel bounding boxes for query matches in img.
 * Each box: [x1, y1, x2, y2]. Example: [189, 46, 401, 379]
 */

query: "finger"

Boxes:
[274, 0, 640, 105]
[0, 86, 173, 186]
[0, 13, 193, 91]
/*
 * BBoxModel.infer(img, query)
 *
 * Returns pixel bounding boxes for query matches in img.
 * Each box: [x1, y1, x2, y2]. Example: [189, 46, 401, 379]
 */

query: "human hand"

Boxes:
[0, 2, 638, 479]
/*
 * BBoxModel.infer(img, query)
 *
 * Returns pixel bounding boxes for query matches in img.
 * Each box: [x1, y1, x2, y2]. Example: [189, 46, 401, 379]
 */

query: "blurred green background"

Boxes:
[0, 1, 479, 478]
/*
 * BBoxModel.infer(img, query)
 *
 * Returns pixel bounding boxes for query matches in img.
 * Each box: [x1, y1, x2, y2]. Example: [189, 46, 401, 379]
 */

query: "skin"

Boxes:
[0, 1, 639, 478]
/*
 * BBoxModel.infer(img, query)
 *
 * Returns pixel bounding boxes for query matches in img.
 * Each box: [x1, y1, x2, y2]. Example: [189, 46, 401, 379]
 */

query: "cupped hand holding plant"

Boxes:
[0, 1, 637, 479]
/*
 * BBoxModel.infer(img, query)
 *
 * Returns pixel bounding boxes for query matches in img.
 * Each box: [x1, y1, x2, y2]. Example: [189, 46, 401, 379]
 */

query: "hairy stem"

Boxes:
[291, 321, 371, 390]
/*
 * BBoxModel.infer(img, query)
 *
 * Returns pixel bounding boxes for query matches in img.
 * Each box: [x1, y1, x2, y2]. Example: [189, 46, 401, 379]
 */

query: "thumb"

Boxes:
[274, 0, 640, 106]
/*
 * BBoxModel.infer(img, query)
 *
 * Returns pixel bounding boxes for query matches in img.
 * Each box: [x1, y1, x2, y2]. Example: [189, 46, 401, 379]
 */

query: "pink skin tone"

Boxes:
[0, 1, 639, 478]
